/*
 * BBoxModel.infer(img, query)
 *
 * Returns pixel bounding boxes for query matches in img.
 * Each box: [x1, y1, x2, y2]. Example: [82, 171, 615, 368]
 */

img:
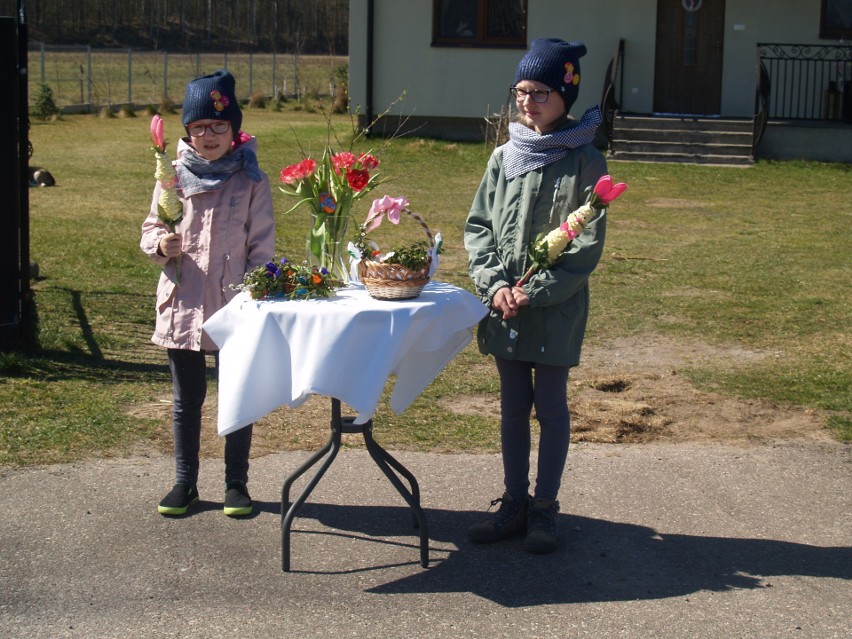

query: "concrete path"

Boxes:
[1, 440, 850, 638]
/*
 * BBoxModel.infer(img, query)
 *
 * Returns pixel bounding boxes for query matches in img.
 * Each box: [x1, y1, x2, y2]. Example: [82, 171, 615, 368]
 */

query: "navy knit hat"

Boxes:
[181, 69, 242, 137]
[514, 38, 587, 112]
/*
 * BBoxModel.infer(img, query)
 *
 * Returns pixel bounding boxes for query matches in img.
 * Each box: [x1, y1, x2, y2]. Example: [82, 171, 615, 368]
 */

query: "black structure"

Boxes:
[281, 398, 429, 572]
[0, 3, 30, 352]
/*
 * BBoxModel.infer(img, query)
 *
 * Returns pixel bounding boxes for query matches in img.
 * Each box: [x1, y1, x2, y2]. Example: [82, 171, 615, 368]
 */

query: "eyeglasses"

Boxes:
[510, 87, 554, 104]
[187, 121, 231, 137]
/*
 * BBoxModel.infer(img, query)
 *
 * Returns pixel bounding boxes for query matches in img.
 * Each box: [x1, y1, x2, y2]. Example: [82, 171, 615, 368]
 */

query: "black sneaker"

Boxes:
[523, 498, 559, 554]
[468, 492, 530, 543]
[223, 481, 253, 517]
[158, 483, 199, 516]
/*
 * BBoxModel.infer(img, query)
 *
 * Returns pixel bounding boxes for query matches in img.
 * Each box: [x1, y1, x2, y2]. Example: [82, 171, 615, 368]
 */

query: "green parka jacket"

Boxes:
[464, 142, 607, 367]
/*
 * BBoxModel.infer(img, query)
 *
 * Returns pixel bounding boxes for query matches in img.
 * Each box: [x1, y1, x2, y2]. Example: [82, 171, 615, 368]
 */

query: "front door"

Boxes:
[653, 0, 726, 115]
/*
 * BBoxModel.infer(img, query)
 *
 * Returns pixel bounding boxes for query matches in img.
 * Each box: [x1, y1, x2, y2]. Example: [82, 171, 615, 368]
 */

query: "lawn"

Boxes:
[2, 104, 849, 466]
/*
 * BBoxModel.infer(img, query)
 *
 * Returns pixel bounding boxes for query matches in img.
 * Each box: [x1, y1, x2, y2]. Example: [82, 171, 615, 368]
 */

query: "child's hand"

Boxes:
[159, 233, 182, 258]
[511, 285, 529, 309]
[493, 286, 519, 320]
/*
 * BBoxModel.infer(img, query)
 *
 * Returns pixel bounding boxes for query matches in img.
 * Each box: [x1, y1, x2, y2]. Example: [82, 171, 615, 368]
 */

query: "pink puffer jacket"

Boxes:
[140, 137, 275, 351]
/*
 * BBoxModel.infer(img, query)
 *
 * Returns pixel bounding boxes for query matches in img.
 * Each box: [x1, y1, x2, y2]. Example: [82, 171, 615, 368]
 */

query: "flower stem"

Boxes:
[168, 223, 181, 287]
[516, 265, 536, 287]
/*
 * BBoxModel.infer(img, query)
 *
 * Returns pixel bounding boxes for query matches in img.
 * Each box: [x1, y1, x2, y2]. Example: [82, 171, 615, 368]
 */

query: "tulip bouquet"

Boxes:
[517, 175, 627, 286]
[149, 115, 184, 284]
[234, 257, 338, 301]
[279, 148, 384, 284]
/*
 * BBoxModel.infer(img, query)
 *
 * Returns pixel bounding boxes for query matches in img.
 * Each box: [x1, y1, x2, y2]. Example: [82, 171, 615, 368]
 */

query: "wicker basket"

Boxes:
[357, 208, 434, 300]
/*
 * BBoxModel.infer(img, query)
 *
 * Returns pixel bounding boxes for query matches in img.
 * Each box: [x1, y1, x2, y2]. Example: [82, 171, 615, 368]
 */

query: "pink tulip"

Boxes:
[593, 175, 613, 197]
[150, 115, 166, 151]
[592, 174, 628, 205]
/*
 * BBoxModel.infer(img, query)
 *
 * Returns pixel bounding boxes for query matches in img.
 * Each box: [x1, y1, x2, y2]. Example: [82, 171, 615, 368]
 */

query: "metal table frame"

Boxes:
[280, 397, 429, 572]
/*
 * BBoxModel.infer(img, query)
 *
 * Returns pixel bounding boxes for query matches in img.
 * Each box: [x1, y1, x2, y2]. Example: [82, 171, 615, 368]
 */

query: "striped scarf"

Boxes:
[502, 106, 602, 180]
[176, 142, 262, 197]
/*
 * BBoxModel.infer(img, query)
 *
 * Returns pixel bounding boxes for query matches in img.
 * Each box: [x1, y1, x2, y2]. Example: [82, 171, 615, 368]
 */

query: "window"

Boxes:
[433, 0, 527, 48]
[821, 0, 852, 38]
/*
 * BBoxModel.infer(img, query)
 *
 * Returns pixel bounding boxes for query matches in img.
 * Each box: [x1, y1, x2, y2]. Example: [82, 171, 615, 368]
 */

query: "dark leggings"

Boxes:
[168, 348, 252, 486]
[495, 356, 570, 502]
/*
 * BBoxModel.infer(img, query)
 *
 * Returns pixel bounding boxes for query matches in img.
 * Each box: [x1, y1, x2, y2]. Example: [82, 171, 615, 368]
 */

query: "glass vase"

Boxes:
[306, 213, 350, 286]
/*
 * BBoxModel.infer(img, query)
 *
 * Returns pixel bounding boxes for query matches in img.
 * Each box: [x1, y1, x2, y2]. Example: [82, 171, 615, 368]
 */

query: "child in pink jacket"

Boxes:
[141, 69, 275, 517]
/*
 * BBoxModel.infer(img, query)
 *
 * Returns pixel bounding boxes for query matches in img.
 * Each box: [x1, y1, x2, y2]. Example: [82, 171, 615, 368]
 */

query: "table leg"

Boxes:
[281, 397, 429, 571]
[281, 421, 341, 572]
[362, 421, 430, 568]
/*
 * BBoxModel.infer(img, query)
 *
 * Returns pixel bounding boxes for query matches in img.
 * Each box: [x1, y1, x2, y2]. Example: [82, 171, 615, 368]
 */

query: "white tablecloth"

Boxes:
[203, 282, 488, 435]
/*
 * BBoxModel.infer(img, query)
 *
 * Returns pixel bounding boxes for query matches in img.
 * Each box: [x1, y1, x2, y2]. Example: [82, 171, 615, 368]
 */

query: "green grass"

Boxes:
[3, 106, 849, 466]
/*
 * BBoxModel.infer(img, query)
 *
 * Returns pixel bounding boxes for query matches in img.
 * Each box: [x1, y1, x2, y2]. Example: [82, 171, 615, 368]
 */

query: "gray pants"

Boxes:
[495, 357, 570, 502]
[167, 348, 252, 486]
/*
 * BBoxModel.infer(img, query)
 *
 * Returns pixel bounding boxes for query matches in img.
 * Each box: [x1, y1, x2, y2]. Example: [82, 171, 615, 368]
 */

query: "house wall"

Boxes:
[350, 1, 843, 131]
[721, 1, 832, 115]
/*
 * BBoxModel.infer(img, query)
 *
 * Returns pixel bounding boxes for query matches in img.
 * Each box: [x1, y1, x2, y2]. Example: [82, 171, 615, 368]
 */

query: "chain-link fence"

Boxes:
[28, 43, 347, 112]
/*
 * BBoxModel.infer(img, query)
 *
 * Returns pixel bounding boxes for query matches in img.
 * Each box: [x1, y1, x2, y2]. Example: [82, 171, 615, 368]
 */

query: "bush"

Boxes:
[249, 91, 267, 109]
[159, 98, 177, 114]
[32, 84, 60, 120]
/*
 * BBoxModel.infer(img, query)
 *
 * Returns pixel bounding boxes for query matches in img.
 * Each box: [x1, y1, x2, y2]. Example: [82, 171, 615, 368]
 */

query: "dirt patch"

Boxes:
[136, 334, 832, 457]
[439, 335, 832, 446]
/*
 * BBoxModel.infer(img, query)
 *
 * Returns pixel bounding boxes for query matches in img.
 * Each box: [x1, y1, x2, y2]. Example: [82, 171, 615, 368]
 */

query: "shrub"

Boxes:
[249, 91, 267, 109]
[32, 83, 60, 120]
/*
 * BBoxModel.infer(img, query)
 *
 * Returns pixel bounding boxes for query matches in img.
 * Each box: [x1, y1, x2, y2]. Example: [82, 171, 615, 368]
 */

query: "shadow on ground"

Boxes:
[254, 501, 852, 607]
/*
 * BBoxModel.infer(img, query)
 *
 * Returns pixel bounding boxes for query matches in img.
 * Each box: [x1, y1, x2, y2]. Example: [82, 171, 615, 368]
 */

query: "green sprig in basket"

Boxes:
[356, 205, 435, 300]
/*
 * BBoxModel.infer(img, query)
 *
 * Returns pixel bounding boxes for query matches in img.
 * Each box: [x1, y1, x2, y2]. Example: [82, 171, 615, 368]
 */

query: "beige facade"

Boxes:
[349, 1, 845, 124]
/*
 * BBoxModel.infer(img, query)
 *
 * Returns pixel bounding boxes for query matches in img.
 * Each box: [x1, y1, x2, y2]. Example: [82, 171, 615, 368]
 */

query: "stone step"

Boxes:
[614, 115, 754, 133]
[609, 114, 755, 165]
[617, 128, 753, 145]
[611, 151, 755, 166]
[616, 140, 753, 157]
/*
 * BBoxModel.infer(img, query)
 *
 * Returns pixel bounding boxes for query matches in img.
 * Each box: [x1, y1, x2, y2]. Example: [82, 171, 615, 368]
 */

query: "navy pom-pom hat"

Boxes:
[514, 38, 587, 112]
[181, 69, 242, 137]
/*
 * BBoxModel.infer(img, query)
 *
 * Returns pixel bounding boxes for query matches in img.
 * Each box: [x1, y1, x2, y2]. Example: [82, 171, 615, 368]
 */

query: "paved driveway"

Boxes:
[1, 440, 849, 638]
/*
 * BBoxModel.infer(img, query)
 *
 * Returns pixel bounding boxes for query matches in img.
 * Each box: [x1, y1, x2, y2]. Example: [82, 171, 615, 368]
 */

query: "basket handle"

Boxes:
[363, 207, 434, 248]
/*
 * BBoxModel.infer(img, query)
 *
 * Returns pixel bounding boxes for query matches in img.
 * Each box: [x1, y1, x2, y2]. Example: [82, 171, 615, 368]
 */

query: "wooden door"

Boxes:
[653, 0, 726, 115]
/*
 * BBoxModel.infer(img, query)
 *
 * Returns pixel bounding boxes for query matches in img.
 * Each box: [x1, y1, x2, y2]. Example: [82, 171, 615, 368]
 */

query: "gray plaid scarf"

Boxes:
[176, 142, 262, 197]
[502, 106, 602, 180]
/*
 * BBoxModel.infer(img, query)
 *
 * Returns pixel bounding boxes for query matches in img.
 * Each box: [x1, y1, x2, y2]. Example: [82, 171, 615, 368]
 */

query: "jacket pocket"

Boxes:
[156, 277, 177, 312]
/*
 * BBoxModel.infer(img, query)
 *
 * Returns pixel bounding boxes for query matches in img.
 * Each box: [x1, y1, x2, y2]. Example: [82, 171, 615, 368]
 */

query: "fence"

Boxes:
[757, 43, 852, 121]
[27, 43, 348, 111]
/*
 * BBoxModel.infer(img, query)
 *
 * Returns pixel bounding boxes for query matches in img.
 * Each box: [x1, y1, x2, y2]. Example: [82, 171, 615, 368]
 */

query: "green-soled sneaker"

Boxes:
[223, 481, 253, 517]
[158, 483, 199, 516]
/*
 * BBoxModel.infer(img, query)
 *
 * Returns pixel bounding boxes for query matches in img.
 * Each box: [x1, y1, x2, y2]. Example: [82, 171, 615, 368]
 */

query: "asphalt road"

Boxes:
[1, 440, 850, 638]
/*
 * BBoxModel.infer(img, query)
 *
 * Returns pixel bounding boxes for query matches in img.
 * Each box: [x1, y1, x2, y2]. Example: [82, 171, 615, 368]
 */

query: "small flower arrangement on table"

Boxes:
[234, 257, 338, 301]
[349, 195, 443, 300]
[517, 175, 627, 286]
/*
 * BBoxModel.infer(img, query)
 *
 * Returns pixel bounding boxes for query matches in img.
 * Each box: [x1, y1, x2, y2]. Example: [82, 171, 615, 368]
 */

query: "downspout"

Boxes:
[365, 0, 374, 136]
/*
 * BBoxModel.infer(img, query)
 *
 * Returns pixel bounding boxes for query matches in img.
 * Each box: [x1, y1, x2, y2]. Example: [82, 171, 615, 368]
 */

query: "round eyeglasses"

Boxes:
[510, 87, 554, 104]
[187, 121, 231, 137]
